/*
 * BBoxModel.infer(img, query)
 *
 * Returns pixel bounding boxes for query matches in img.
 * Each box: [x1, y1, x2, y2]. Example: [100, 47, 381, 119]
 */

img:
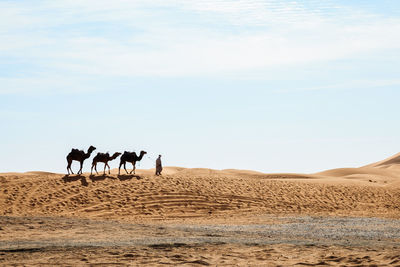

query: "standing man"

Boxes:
[155, 155, 162, 176]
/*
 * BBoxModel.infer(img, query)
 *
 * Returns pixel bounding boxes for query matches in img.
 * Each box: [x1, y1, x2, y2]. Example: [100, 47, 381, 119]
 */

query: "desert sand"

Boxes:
[1, 153, 400, 266]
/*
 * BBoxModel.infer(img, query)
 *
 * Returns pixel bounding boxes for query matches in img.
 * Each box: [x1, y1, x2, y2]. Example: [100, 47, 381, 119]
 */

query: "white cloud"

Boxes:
[42, 19, 400, 77]
[1, 0, 400, 93]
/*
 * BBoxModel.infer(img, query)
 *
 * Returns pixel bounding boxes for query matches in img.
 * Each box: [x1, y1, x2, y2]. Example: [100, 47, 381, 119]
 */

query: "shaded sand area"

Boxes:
[1, 153, 400, 265]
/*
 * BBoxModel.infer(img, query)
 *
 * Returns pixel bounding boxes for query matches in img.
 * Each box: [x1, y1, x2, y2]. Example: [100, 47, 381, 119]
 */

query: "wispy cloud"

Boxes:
[1, 0, 400, 93]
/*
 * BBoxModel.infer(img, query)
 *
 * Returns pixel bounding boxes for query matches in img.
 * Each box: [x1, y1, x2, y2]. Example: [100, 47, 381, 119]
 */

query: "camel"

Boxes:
[91, 152, 121, 175]
[118, 150, 147, 175]
[66, 145, 96, 175]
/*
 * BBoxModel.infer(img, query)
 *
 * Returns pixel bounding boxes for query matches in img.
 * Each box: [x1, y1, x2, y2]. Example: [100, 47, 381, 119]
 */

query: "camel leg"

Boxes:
[124, 162, 129, 174]
[91, 163, 94, 175]
[94, 163, 98, 175]
[118, 161, 122, 175]
[133, 162, 136, 175]
[67, 159, 74, 175]
[78, 161, 83, 175]
[103, 163, 106, 175]
[106, 163, 111, 174]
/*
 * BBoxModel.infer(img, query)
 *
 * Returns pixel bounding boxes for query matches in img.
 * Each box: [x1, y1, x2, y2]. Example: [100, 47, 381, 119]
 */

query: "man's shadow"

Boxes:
[62, 175, 88, 186]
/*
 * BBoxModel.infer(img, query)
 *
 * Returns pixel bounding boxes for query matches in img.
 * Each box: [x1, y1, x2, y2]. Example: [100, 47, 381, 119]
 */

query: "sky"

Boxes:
[1, 0, 400, 174]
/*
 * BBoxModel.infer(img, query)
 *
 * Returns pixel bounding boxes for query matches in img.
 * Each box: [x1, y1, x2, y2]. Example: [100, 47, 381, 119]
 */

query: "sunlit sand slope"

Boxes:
[1, 154, 400, 220]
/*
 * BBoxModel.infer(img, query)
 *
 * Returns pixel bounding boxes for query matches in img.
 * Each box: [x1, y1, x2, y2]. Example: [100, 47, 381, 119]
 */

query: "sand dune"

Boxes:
[1, 153, 400, 265]
[315, 154, 400, 186]
[1, 153, 400, 221]
[364, 152, 400, 168]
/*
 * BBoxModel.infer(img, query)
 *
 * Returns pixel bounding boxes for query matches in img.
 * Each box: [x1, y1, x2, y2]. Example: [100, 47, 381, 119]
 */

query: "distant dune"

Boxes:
[1, 154, 400, 222]
[364, 152, 400, 169]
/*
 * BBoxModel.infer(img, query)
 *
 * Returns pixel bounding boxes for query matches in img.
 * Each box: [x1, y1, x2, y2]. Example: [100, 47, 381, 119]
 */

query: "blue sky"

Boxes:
[1, 0, 400, 173]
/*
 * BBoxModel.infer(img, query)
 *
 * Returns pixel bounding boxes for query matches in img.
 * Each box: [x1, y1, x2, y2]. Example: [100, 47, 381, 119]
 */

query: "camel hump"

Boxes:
[71, 148, 81, 153]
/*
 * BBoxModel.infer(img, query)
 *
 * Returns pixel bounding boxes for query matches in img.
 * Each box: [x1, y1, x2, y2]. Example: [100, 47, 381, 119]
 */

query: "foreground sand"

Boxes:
[1, 215, 400, 266]
[4, 242, 400, 266]
[1, 153, 400, 265]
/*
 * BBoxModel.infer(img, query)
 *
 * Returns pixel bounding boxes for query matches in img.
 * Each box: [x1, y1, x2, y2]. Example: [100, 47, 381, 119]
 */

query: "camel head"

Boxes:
[88, 145, 96, 154]
[134, 150, 147, 160]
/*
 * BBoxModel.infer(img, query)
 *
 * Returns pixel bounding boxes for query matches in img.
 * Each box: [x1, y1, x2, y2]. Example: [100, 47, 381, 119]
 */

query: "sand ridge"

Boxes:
[1, 154, 400, 221]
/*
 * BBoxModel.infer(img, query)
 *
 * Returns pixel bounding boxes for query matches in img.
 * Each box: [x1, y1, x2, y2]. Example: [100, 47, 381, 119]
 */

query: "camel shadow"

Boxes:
[117, 174, 141, 181]
[89, 174, 116, 182]
[62, 175, 88, 186]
